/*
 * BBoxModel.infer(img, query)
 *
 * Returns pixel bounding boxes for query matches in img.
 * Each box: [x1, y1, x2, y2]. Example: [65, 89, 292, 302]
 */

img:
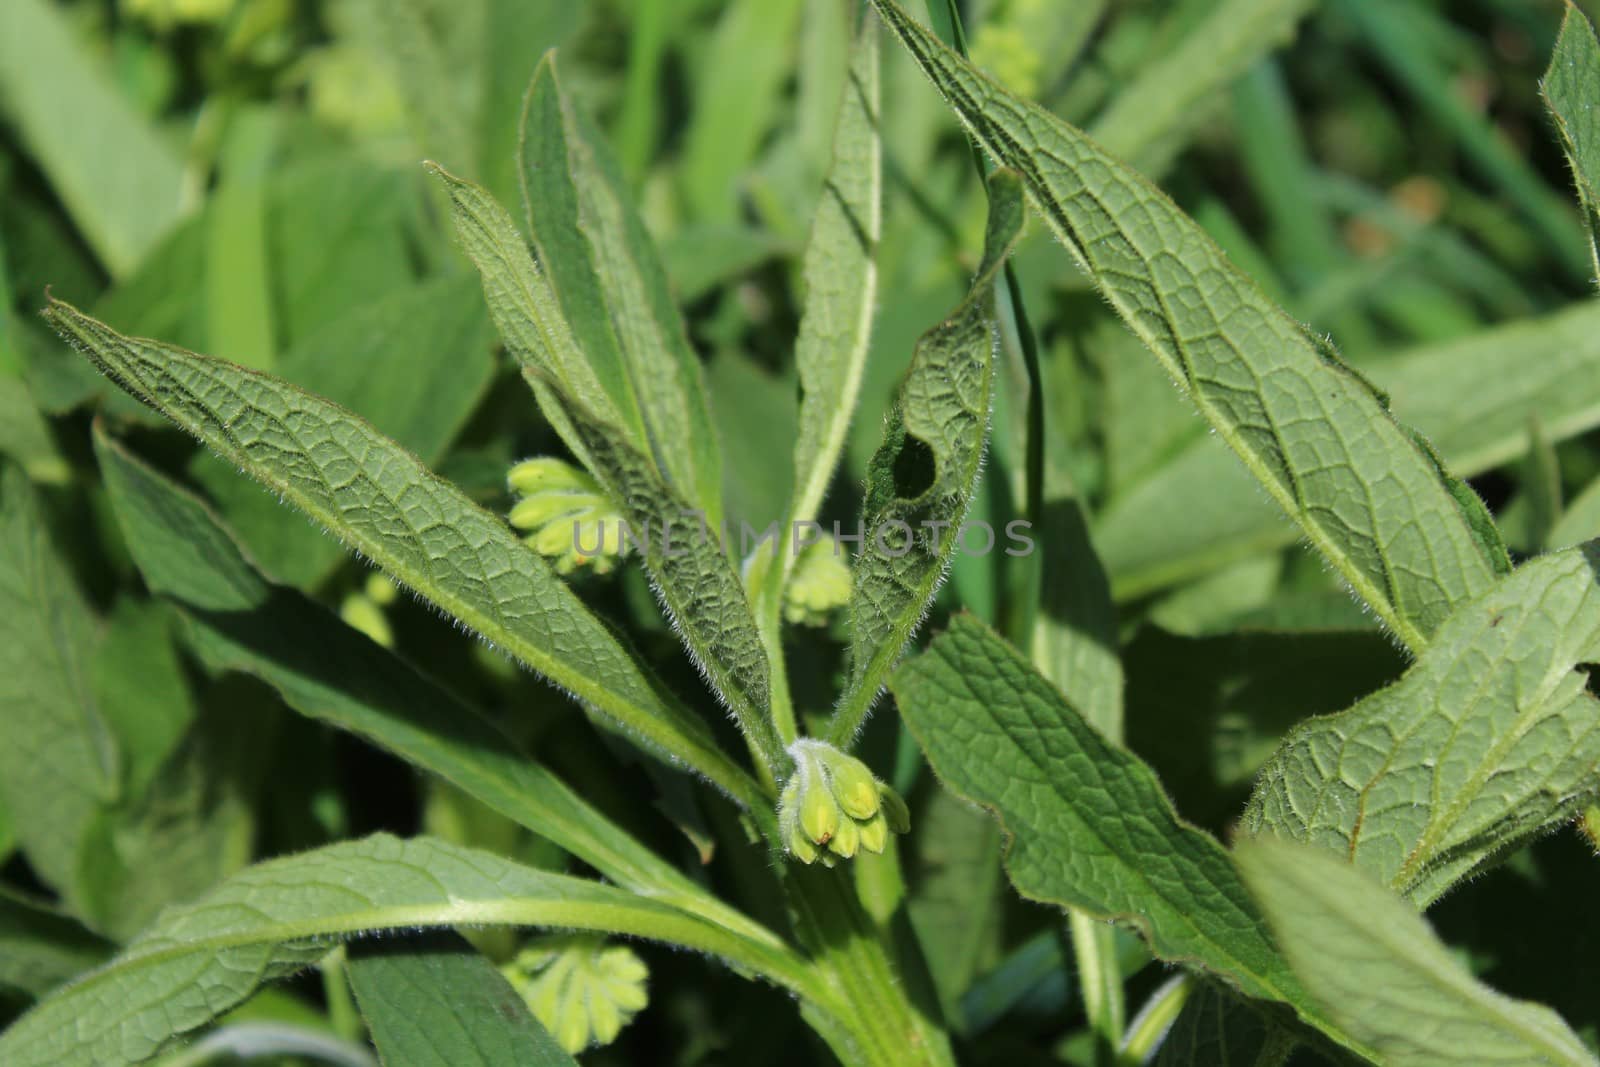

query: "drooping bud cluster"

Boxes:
[507, 457, 628, 575]
[499, 934, 649, 1053]
[778, 740, 910, 864]
[783, 536, 852, 626]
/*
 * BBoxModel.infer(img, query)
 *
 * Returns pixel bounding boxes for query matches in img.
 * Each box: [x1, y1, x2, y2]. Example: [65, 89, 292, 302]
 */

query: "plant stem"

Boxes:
[786, 865, 956, 1067]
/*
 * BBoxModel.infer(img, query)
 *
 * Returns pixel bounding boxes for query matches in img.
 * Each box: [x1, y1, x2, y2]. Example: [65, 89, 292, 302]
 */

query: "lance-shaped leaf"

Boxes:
[889, 615, 1368, 1059]
[538, 384, 783, 774]
[520, 55, 724, 524]
[0, 465, 117, 898]
[1542, 5, 1600, 279]
[348, 931, 578, 1067]
[1237, 838, 1598, 1067]
[826, 170, 1023, 745]
[872, 0, 1505, 652]
[748, 13, 880, 737]
[0, 835, 826, 1067]
[92, 427, 779, 944]
[784, 16, 882, 544]
[45, 300, 759, 809]
[1100, 296, 1600, 598]
[1244, 544, 1600, 905]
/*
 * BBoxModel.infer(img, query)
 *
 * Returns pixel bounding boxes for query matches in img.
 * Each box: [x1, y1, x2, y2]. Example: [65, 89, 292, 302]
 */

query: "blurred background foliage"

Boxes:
[2, 0, 1598, 1063]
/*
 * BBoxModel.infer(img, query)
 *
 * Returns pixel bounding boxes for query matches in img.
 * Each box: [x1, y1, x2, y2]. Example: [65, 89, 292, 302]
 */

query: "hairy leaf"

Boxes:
[0, 465, 116, 897]
[348, 931, 577, 1067]
[786, 17, 883, 540]
[0, 835, 824, 1067]
[749, 12, 880, 738]
[93, 428, 780, 943]
[873, 0, 1503, 650]
[1237, 838, 1598, 1067]
[828, 170, 1023, 743]
[1544, 5, 1600, 278]
[47, 300, 760, 808]
[538, 385, 782, 773]
[889, 615, 1363, 1056]
[521, 55, 724, 522]
[1244, 545, 1600, 904]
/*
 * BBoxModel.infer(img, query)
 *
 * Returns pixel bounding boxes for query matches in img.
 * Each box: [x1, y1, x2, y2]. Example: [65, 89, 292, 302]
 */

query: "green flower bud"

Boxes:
[506, 456, 628, 575]
[827, 813, 860, 858]
[783, 536, 852, 626]
[799, 774, 841, 844]
[858, 811, 890, 855]
[777, 740, 910, 864]
[500, 934, 649, 1054]
[879, 784, 911, 834]
[823, 753, 880, 820]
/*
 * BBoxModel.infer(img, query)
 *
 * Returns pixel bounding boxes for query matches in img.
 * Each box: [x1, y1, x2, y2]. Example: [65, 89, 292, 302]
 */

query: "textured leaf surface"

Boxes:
[520, 56, 723, 521]
[1153, 982, 1291, 1067]
[0, 466, 116, 896]
[1244, 545, 1600, 904]
[1237, 838, 1598, 1067]
[348, 931, 577, 1067]
[191, 272, 497, 589]
[0, 835, 823, 1067]
[829, 171, 1022, 742]
[541, 386, 781, 772]
[873, 0, 1501, 650]
[1543, 6, 1600, 278]
[786, 19, 882, 539]
[889, 616, 1359, 1054]
[47, 300, 758, 807]
[94, 429, 779, 944]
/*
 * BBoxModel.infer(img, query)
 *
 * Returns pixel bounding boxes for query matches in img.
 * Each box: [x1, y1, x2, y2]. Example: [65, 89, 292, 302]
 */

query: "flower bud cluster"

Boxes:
[778, 740, 909, 865]
[506, 457, 628, 575]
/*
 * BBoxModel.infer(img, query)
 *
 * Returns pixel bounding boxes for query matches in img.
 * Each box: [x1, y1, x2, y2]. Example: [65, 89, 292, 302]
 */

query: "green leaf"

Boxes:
[1099, 259, 1600, 594]
[1236, 838, 1598, 1067]
[537, 384, 783, 774]
[1544, 5, 1600, 278]
[827, 169, 1024, 744]
[906, 785, 1004, 1027]
[0, 377, 68, 485]
[191, 272, 497, 590]
[679, 0, 806, 224]
[348, 931, 578, 1067]
[888, 614, 1361, 1056]
[0, 835, 827, 1067]
[785, 16, 883, 541]
[518, 55, 725, 522]
[1244, 544, 1600, 905]
[1153, 982, 1294, 1067]
[1088, 0, 1313, 177]
[92, 427, 781, 946]
[0, 465, 117, 898]
[750, 12, 880, 738]
[48, 299, 761, 811]
[75, 708, 255, 941]
[872, 0, 1502, 651]
[1551, 472, 1600, 549]
[0, 891, 114, 1001]
[0, 0, 185, 276]
[90, 600, 194, 801]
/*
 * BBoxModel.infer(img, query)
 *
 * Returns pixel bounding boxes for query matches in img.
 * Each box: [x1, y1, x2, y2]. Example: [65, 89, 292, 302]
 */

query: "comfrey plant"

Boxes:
[6, 1, 1600, 1065]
